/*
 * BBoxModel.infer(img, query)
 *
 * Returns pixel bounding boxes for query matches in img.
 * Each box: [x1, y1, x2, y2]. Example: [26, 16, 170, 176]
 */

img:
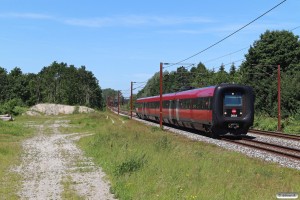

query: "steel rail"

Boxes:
[221, 137, 300, 160]
[249, 129, 300, 141]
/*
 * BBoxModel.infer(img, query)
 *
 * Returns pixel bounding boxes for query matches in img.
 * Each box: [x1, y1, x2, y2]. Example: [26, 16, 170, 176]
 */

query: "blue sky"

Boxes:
[1, 0, 299, 97]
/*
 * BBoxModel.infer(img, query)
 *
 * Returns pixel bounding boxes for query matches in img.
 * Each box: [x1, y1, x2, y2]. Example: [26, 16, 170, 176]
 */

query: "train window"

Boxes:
[170, 100, 175, 109]
[163, 101, 169, 108]
[224, 93, 242, 106]
[193, 97, 212, 110]
[155, 102, 159, 108]
[179, 99, 184, 109]
[192, 99, 197, 109]
[187, 99, 192, 109]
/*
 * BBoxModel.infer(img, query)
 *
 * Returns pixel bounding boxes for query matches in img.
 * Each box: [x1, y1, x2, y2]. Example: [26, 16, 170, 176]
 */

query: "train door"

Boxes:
[169, 100, 175, 123]
[176, 99, 180, 121]
[142, 102, 145, 118]
[144, 102, 148, 116]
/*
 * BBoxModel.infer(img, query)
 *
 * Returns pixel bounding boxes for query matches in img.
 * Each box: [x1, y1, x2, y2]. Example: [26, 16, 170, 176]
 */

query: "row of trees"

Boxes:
[137, 62, 238, 97]
[0, 62, 103, 114]
[136, 30, 300, 118]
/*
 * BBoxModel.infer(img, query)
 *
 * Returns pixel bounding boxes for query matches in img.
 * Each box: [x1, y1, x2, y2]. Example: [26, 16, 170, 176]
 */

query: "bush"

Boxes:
[115, 153, 147, 176]
[0, 99, 26, 116]
[254, 114, 300, 134]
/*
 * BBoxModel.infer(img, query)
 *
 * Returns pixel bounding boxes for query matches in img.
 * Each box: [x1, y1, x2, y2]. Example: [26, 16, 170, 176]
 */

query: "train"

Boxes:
[135, 84, 254, 137]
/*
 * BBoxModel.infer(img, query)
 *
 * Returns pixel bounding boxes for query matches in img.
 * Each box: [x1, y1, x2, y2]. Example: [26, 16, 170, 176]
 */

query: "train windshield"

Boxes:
[224, 93, 242, 106]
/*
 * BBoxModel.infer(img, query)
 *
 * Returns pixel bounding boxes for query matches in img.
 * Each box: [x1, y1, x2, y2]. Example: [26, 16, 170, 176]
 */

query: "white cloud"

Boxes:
[0, 12, 213, 28]
[63, 15, 213, 28]
[0, 12, 53, 20]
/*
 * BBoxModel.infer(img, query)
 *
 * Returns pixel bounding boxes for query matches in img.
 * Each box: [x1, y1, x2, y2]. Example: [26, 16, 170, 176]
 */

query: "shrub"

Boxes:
[0, 99, 26, 116]
[115, 153, 147, 176]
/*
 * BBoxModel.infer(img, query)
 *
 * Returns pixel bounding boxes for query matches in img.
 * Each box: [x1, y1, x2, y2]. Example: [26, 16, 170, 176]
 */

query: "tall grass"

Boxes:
[0, 117, 33, 199]
[254, 114, 300, 134]
[66, 112, 300, 200]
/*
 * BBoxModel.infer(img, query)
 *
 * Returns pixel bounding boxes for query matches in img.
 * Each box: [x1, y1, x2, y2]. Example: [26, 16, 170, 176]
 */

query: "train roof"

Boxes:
[137, 86, 216, 102]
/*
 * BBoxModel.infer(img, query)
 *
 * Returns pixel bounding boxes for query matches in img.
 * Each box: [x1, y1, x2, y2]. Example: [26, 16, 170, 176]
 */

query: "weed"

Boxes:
[151, 126, 161, 132]
[72, 106, 80, 114]
[121, 115, 130, 121]
[154, 135, 172, 151]
[115, 153, 147, 176]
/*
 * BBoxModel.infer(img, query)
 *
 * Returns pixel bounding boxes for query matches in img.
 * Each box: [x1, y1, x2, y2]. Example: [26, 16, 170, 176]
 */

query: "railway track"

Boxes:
[249, 129, 300, 141]
[221, 136, 300, 161]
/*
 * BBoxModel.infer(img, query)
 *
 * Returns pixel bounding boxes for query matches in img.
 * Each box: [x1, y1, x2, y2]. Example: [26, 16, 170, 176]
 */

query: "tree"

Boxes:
[229, 63, 236, 76]
[37, 62, 102, 109]
[0, 67, 8, 102]
[211, 63, 229, 85]
[190, 62, 211, 88]
[240, 30, 300, 117]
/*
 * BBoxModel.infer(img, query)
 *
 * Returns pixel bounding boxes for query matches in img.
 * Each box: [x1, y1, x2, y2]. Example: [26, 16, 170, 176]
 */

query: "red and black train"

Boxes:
[135, 84, 254, 137]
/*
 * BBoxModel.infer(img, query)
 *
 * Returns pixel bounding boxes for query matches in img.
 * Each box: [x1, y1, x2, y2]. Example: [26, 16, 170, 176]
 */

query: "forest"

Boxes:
[0, 61, 102, 115]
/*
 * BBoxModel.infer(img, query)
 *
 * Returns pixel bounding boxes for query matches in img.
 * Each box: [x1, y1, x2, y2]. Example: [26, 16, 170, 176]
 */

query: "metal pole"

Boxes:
[277, 64, 281, 132]
[159, 62, 163, 129]
[131, 81, 133, 119]
[118, 91, 120, 115]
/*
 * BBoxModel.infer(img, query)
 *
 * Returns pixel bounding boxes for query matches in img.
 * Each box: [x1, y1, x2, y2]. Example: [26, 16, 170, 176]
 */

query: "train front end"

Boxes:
[211, 84, 254, 136]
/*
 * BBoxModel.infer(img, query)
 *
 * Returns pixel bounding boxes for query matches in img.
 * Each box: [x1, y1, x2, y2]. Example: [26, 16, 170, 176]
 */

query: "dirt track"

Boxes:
[12, 119, 115, 199]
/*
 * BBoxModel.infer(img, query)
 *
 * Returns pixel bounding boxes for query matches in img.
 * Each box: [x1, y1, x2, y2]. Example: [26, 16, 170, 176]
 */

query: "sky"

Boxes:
[1, 0, 299, 97]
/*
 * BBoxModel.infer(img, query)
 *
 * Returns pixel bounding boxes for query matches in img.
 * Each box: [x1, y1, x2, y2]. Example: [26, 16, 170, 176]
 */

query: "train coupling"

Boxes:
[228, 123, 239, 129]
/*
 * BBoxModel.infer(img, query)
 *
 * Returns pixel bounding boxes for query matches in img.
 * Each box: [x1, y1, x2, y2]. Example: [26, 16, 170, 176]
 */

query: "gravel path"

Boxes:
[12, 119, 115, 200]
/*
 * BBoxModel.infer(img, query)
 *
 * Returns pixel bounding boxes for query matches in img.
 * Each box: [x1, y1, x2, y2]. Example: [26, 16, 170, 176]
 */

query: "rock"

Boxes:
[0, 114, 14, 121]
[25, 104, 95, 116]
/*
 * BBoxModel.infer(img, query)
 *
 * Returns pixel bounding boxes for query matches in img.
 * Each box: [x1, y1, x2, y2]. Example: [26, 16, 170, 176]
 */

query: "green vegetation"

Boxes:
[61, 176, 83, 200]
[0, 117, 33, 199]
[0, 112, 299, 199]
[63, 112, 300, 200]
[254, 114, 300, 134]
[0, 61, 102, 112]
[240, 30, 300, 118]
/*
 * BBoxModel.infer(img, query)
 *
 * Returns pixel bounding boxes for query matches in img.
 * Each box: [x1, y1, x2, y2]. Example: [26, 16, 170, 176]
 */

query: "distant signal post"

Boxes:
[159, 62, 163, 129]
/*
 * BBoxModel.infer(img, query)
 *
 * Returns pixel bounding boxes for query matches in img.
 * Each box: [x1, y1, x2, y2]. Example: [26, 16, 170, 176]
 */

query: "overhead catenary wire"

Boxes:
[166, 0, 287, 68]
[203, 24, 299, 67]
[204, 47, 248, 64]
[131, 1, 291, 96]
[290, 25, 300, 31]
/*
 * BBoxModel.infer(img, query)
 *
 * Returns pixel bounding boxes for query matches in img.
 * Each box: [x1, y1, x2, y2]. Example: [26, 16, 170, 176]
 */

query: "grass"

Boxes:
[0, 116, 34, 199]
[61, 175, 84, 200]
[64, 111, 300, 200]
[254, 114, 300, 134]
[1, 112, 299, 199]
